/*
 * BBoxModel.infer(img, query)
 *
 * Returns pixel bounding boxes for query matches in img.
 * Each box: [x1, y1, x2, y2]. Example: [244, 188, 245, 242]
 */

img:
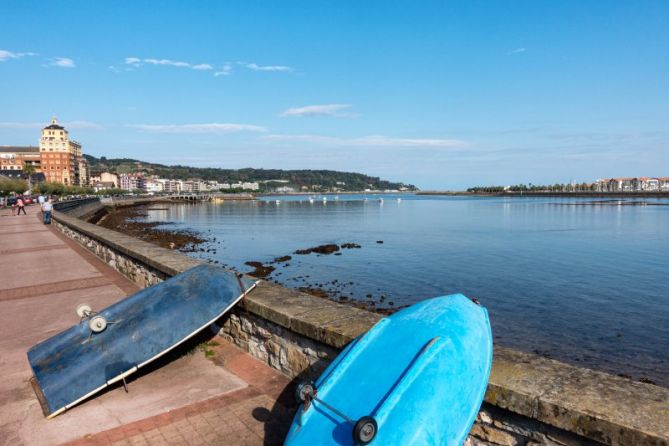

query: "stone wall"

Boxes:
[52, 201, 203, 288]
[51, 199, 669, 446]
[54, 220, 171, 288]
[219, 309, 338, 380]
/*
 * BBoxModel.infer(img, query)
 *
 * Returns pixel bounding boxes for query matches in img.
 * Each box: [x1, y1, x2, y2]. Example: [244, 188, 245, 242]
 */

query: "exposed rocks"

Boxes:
[294, 244, 340, 255]
[273, 255, 292, 263]
[96, 205, 208, 252]
[340, 242, 361, 249]
[244, 261, 275, 278]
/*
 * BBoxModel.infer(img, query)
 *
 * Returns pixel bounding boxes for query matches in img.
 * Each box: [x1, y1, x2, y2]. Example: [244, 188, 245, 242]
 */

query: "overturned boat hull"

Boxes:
[27, 265, 256, 418]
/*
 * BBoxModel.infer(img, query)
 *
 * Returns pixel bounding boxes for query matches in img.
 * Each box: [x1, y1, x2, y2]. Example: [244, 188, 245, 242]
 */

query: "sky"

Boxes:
[1, 1, 667, 190]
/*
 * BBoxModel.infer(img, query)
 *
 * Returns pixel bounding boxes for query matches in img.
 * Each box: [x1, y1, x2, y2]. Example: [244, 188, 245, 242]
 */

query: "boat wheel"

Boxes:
[353, 416, 377, 445]
[295, 382, 315, 405]
[89, 315, 108, 333]
[76, 303, 93, 318]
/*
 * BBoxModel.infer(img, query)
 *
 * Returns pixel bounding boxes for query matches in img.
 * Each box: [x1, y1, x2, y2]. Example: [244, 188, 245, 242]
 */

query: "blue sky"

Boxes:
[1, 1, 667, 189]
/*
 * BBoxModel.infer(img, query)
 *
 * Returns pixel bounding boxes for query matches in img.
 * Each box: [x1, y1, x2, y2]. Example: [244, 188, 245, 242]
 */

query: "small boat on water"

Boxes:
[284, 294, 492, 446]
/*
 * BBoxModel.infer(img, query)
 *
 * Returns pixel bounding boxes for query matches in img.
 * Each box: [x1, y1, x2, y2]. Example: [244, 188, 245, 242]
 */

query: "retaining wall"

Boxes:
[51, 198, 669, 446]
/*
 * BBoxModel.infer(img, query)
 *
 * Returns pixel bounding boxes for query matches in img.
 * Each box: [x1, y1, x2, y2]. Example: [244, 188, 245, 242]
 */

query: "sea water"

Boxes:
[140, 195, 669, 385]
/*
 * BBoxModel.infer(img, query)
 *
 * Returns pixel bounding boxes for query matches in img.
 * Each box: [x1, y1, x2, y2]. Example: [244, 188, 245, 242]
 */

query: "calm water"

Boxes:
[141, 195, 669, 385]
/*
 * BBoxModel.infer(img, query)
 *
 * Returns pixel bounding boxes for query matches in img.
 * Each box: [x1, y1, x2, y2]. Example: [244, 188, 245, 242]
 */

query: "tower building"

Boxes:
[38, 117, 88, 185]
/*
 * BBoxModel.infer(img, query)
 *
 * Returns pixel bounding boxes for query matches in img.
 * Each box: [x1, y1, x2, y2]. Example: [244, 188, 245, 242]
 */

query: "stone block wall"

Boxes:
[54, 220, 168, 288]
[219, 309, 338, 380]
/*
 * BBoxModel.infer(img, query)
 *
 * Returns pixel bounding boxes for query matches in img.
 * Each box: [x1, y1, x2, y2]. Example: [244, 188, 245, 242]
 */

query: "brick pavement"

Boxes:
[0, 205, 297, 446]
[63, 343, 297, 446]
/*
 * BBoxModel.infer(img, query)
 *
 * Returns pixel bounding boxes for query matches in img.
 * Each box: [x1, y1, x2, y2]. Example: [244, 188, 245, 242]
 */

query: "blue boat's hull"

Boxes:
[27, 265, 255, 418]
[284, 294, 492, 446]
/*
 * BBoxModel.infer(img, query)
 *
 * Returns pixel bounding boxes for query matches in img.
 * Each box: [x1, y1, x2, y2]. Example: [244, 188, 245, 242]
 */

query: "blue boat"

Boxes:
[27, 265, 256, 418]
[284, 294, 492, 446]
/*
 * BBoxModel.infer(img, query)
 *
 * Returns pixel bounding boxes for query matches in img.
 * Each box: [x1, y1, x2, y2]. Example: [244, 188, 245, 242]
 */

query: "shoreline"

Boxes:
[95, 204, 212, 252]
[418, 190, 669, 198]
[91, 203, 399, 315]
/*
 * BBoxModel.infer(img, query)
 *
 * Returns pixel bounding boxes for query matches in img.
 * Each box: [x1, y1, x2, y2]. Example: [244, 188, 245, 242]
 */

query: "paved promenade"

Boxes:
[0, 206, 295, 446]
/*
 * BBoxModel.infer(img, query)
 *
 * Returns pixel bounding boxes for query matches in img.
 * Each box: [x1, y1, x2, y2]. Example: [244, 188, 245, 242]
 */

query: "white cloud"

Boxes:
[0, 49, 37, 62]
[124, 57, 214, 71]
[507, 47, 527, 55]
[51, 57, 75, 68]
[261, 134, 468, 148]
[243, 62, 293, 72]
[0, 120, 103, 130]
[65, 121, 105, 130]
[0, 122, 42, 129]
[214, 64, 233, 77]
[280, 104, 357, 118]
[121, 58, 293, 76]
[130, 123, 268, 134]
[144, 58, 190, 67]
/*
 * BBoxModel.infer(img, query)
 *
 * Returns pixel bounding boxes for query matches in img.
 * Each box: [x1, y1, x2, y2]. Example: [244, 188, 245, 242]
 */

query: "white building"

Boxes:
[145, 180, 164, 193]
[160, 179, 183, 193]
[242, 182, 259, 191]
[119, 173, 145, 191]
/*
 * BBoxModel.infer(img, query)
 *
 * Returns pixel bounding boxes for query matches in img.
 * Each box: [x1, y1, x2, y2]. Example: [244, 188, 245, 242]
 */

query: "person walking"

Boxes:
[38, 194, 46, 217]
[42, 198, 53, 224]
[16, 197, 26, 215]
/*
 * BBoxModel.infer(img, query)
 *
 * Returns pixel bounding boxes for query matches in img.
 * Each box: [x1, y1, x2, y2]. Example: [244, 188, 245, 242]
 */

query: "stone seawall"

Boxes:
[51, 198, 669, 446]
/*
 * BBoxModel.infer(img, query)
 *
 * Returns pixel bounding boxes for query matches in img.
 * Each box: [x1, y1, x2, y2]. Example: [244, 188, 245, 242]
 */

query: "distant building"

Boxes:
[39, 117, 87, 185]
[145, 179, 164, 193]
[119, 173, 146, 191]
[100, 172, 119, 187]
[159, 179, 183, 193]
[242, 182, 259, 191]
[0, 146, 40, 177]
[595, 177, 665, 192]
[638, 177, 659, 191]
[92, 181, 117, 192]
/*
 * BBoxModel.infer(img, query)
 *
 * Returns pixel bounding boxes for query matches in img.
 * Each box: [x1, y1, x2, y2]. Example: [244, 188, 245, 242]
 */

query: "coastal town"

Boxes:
[2, 118, 668, 198]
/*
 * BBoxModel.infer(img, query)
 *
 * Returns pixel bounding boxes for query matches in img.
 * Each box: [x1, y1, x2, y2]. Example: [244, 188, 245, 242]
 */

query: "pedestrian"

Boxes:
[16, 197, 26, 215]
[38, 194, 46, 216]
[11, 198, 16, 216]
[42, 197, 53, 224]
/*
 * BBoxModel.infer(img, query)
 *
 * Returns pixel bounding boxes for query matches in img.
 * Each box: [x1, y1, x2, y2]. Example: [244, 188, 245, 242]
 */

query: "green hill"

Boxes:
[84, 155, 417, 192]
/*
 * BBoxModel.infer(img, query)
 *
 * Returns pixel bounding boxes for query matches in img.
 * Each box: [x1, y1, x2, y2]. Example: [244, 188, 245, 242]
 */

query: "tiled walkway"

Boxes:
[0, 206, 296, 446]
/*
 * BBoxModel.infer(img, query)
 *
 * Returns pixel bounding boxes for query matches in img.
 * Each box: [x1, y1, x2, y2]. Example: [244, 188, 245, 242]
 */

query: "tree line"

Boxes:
[467, 183, 596, 193]
[0, 178, 99, 197]
[86, 155, 416, 191]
